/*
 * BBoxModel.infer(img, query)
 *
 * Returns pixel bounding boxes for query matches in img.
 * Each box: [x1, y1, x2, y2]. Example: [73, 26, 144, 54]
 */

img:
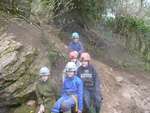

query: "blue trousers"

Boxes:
[51, 95, 75, 113]
[84, 89, 102, 113]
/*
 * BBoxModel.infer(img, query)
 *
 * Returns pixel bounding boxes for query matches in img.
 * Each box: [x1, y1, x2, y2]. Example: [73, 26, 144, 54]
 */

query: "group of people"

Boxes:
[36, 32, 102, 113]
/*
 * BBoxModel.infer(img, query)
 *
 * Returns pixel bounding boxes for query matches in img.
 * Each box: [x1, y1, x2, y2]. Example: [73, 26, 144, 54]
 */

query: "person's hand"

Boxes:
[38, 110, 41, 113]
[38, 104, 45, 113]
[78, 110, 82, 113]
[40, 104, 45, 112]
[64, 45, 68, 49]
[38, 109, 42, 113]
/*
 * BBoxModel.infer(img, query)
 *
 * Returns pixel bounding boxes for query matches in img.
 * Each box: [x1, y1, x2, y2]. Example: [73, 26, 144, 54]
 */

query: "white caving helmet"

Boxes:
[39, 66, 50, 76]
[65, 62, 77, 72]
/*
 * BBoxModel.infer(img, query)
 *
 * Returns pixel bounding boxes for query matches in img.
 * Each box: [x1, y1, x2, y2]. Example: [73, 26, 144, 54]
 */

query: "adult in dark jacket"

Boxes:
[77, 52, 102, 113]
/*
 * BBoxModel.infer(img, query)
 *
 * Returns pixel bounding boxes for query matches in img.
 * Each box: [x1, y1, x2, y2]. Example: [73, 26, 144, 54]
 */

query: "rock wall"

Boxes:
[0, 33, 37, 107]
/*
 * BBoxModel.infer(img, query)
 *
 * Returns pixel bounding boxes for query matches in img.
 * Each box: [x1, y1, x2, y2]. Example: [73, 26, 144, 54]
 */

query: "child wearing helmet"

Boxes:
[69, 51, 81, 67]
[62, 51, 81, 82]
[36, 66, 58, 113]
[77, 53, 102, 113]
[51, 62, 83, 113]
[68, 51, 81, 69]
[68, 32, 84, 55]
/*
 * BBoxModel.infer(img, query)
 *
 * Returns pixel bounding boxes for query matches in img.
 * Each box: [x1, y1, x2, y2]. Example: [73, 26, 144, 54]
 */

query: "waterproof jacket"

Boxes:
[62, 76, 83, 111]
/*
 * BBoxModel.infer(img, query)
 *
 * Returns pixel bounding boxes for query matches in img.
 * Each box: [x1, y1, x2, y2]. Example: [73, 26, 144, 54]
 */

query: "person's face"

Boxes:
[41, 75, 49, 82]
[81, 60, 89, 67]
[66, 71, 74, 78]
[70, 58, 77, 62]
[73, 38, 79, 43]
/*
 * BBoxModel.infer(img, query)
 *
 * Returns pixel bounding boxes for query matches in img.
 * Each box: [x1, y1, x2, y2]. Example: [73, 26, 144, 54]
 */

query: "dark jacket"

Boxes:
[77, 64, 100, 90]
[68, 41, 84, 54]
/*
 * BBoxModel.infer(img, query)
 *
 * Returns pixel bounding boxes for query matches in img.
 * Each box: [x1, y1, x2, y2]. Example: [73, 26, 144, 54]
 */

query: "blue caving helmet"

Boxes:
[72, 32, 79, 39]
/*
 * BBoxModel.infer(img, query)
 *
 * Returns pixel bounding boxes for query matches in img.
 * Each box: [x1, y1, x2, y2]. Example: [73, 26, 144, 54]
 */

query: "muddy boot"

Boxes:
[95, 106, 101, 113]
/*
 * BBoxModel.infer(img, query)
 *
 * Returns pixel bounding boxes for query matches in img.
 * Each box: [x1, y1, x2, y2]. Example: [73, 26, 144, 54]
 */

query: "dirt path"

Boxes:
[92, 60, 150, 113]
